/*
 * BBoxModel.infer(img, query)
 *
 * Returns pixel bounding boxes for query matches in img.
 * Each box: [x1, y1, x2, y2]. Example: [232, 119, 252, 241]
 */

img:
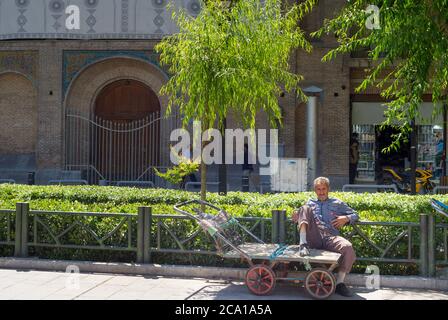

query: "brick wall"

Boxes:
[0, 39, 163, 170]
[0, 72, 38, 155]
[295, 0, 352, 188]
[0, 0, 354, 187]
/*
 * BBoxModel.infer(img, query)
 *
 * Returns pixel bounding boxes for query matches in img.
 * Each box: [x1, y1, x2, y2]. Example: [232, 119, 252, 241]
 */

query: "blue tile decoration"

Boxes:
[63, 50, 167, 96]
[0, 51, 38, 86]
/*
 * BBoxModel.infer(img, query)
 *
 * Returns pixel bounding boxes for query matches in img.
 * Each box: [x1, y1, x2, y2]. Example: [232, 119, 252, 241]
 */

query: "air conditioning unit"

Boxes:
[269, 158, 308, 192]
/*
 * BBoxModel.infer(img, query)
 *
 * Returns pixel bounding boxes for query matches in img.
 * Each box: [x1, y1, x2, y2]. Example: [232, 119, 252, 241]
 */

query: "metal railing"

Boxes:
[342, 184, 399, 193]
[65, 109, 181, 185]
[116, 181, 155, 188]
[0, 209, 15, 248]
[435, 223, 448, 266]
[13, 203, 140, 259]
[48, 179, 89, 186]
[184, 182, 230, 192]
[0, 203, 443, 277]
[433, 186, 448, 194]
[0, 179, 15, 184]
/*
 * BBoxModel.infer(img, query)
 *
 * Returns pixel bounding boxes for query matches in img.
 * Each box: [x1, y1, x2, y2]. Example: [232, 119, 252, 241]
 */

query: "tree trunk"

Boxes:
[200, 157, 207, 211]
[200, 123, 208, 212]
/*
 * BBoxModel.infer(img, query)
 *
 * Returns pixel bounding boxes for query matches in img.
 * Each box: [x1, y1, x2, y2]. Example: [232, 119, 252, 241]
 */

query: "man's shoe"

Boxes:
[335, 283, 354, 297]
[298, 243, 310, 257]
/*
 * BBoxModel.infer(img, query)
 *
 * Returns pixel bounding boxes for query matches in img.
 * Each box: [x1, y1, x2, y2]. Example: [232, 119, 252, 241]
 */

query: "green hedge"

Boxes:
[0, 184, 445, 221]
[0, 184, 447, 275]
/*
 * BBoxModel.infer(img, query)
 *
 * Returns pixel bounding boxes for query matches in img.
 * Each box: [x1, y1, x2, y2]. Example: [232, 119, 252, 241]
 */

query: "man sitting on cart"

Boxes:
[292, 177, 359, 297]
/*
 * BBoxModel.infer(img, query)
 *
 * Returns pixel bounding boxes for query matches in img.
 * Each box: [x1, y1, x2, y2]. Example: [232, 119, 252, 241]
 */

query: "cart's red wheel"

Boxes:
[245, 264, 276, 296]
[304, 268, 336, 300]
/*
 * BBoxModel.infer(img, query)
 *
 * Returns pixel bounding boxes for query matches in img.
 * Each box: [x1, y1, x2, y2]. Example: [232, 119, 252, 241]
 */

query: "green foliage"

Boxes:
[154, 159, 200, 185]
[156, 0, 315, 130]
[156, 0, 316, 204]
[0, 184, 446, 221]
[0, 185, 446, 275]
[313, 0, 448, 150]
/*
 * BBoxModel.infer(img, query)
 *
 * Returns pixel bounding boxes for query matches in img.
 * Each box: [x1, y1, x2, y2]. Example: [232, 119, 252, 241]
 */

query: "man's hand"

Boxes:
[331, 216, 350, 229]
[291, 210, 300, 223]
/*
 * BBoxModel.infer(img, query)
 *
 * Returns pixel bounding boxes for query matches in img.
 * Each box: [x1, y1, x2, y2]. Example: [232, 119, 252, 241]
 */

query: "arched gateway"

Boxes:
[64, 58, 180, 184]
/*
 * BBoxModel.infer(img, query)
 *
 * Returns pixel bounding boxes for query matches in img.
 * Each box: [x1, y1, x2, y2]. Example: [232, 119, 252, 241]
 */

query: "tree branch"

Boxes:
[426, 0, 448, 38]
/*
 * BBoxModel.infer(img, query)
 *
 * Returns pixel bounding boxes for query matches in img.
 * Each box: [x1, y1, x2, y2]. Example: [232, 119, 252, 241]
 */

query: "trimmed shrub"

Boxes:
[0, 185, 447, 275]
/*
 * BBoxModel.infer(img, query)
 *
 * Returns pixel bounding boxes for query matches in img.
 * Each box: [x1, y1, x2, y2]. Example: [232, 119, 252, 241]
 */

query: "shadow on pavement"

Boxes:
[186, 281, 368, 300]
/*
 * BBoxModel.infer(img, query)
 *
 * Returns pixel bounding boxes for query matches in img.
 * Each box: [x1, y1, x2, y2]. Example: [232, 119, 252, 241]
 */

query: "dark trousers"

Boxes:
[349, 163, 357, 184]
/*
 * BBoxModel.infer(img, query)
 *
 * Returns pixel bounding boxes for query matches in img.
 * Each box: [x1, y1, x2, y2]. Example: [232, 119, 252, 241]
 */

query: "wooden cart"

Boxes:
[174, 200, 341, 299]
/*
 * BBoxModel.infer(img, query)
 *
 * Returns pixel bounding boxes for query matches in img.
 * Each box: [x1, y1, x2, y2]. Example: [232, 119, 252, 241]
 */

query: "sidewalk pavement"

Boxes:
[0, 268, 447, 300]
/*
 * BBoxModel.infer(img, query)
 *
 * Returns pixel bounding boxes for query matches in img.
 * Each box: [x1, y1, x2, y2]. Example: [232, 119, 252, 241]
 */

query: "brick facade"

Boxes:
[0, 72, 38, 154]
[0, 0, 359, 188]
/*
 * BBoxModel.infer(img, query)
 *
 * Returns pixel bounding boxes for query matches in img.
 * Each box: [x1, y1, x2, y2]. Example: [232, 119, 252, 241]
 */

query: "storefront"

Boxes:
[352, 101, 444, 183]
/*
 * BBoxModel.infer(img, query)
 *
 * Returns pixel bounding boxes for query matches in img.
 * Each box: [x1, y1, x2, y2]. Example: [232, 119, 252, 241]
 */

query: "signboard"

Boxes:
[270, 158, 308, 192]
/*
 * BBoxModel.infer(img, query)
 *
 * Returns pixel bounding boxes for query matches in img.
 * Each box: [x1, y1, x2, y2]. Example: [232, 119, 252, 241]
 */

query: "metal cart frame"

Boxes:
[174, 199, 341, 299]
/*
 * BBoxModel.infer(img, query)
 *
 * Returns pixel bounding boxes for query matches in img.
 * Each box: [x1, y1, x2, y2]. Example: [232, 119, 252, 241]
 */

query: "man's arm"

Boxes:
[331, 199, 359, 226]
[340, 201, 359, 225]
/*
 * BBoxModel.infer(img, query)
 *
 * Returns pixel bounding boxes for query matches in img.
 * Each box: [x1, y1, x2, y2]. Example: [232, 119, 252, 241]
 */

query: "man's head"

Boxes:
[314, 177, 330, 201]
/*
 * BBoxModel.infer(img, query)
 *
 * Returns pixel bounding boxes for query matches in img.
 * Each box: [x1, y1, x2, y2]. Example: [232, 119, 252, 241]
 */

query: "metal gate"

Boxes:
[65, 108, 181, 185]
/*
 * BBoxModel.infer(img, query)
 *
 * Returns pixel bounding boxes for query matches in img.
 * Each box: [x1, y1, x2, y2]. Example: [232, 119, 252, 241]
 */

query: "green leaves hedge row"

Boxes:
[0, 185, 447, 275]
[0, 184, 446, 222]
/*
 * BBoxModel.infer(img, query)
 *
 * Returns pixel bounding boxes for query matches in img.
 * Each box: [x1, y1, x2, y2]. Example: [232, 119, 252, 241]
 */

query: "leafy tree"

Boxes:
[155, 160, 200, 186]
[154, 153, 200, 186]
[156, 0, 315, 204]
[313, 0, 448, 151]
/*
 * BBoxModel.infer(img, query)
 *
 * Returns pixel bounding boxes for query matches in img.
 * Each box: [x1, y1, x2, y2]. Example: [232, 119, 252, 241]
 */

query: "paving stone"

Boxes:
[1, 268, 448, 300]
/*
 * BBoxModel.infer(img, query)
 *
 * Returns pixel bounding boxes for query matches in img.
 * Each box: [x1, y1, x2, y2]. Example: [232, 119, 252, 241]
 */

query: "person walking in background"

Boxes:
[435, 133, 444, 179]
[242, 143, 254, 192]
[349, 132, 359, 184]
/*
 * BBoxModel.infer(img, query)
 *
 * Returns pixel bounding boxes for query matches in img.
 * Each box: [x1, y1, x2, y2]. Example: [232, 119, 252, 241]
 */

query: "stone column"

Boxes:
[303, 86, 323, 189]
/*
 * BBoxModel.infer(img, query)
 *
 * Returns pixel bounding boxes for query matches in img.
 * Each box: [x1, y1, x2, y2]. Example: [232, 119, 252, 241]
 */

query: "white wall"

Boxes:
[352, 102, 443, 125]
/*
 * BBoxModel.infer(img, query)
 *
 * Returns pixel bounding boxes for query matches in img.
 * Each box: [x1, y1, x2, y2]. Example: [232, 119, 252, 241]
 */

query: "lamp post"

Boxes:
[303, 86, 323, 189]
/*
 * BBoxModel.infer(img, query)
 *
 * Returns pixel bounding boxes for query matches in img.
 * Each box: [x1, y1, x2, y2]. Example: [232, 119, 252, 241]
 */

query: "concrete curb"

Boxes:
[1, 257, 447, 291]
[0, 257, 247, 280]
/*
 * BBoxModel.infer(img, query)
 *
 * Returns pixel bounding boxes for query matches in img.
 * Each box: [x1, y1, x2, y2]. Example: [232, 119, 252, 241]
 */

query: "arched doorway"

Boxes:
[95, 79, 160, 120]
[64, 57, 181, 185]
[91, 79, 161, 182]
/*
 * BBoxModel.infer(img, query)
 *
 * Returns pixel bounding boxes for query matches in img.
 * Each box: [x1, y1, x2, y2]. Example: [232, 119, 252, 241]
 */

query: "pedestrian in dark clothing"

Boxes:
[349, 133, 359, 184]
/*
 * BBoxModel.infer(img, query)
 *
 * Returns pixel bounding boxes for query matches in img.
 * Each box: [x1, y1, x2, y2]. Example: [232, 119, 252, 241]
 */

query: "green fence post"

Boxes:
[14, 203, 22, 257]
[143, 207, 152, 264]
[21, 203, 29, 257]
[271, 210, 279, 243]
[419, 213, 429, 277]
[137, 207, 145, 264]
[428, 212, 436, 277]
[278, 210, 286, 244]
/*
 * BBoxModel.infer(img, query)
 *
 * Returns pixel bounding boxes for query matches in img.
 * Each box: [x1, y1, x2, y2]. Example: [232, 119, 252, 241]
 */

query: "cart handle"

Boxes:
[431, 199, 448, 219]
[173, 199, 223, 215]
[173, 199, 265, 245]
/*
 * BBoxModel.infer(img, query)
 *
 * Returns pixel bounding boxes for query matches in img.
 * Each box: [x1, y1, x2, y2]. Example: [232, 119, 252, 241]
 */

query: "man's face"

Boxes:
[314, 183, 329, 201]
